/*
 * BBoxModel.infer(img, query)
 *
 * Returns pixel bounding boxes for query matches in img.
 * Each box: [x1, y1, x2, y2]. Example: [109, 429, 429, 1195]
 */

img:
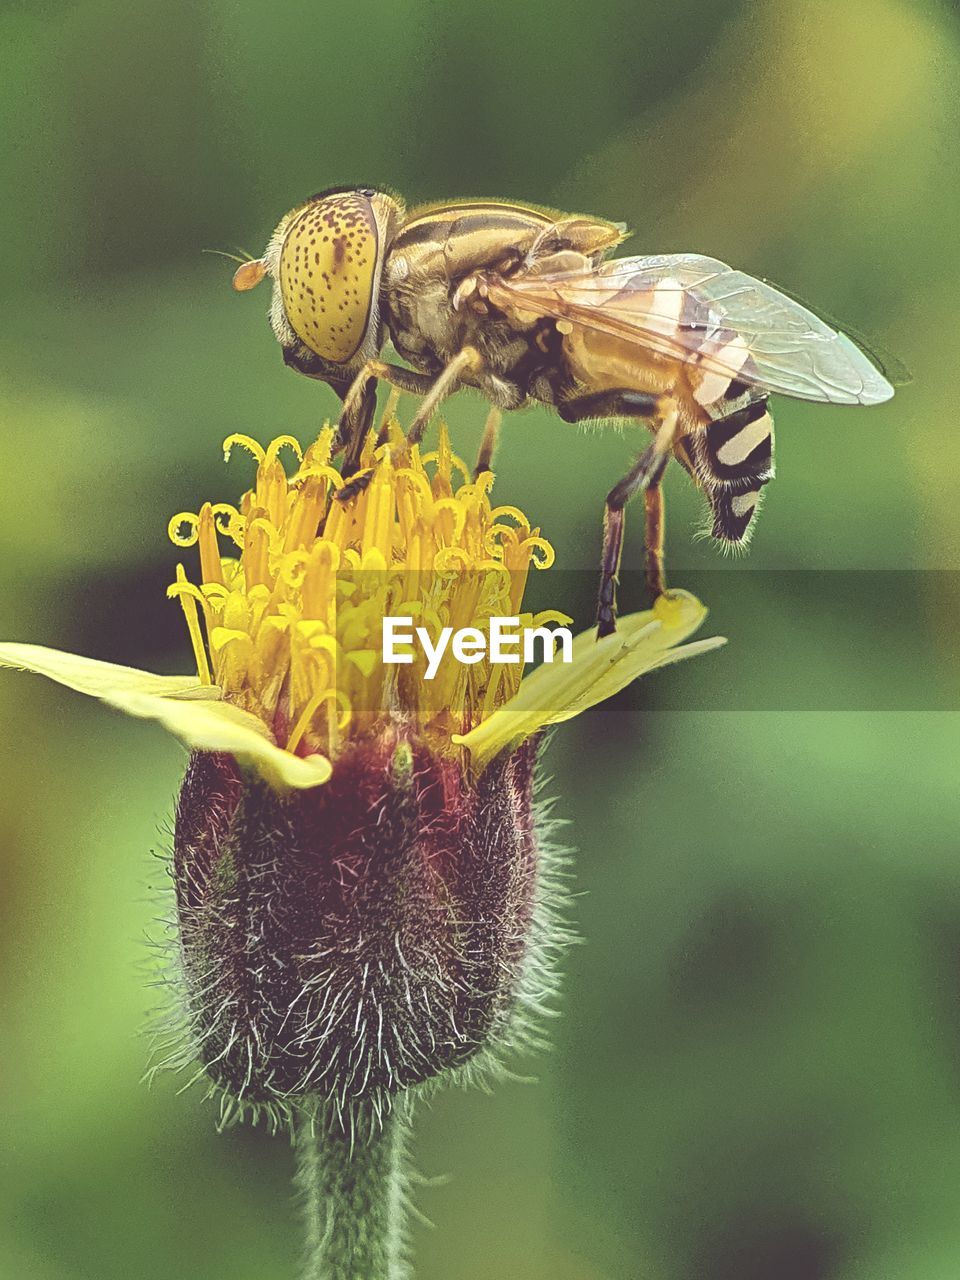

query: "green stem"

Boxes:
[294, 1101, 412, 1280]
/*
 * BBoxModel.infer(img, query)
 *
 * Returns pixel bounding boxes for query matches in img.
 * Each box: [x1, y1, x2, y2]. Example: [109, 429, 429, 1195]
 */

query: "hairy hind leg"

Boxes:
[473, 407, 502, 478]
[597, 439, 671, 636]
[643, 483, 666, 603]
[558, 389, 678, 635]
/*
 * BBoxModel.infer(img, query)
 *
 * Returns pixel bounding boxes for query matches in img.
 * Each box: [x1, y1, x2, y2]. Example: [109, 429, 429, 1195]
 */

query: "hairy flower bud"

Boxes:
[173, 730, 552, 1119]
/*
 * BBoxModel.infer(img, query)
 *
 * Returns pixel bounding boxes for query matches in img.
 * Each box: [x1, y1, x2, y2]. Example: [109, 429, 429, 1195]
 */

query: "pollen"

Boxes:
[167, 419, 562, 759]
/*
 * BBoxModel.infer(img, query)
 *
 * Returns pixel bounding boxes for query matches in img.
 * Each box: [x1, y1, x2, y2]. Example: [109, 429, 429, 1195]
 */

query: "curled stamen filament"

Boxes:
[168, 513, 200, 547]
[223, 433, 266, 465]
[170, 565, 212, 684]
[286, 688, 352, 754]
[521, 536, 555, 569]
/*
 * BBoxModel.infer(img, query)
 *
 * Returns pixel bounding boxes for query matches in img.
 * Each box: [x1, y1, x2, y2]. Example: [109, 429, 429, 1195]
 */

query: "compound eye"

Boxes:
[278, 191, 381, 364]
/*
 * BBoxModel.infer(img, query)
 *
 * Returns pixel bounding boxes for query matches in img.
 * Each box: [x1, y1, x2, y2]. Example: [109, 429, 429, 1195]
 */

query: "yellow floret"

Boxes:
[167, 419, 564, 759]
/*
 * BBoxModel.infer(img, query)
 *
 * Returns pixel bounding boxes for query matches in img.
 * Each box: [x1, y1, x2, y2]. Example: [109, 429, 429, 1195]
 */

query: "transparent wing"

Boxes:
[483, 253, 895, 406]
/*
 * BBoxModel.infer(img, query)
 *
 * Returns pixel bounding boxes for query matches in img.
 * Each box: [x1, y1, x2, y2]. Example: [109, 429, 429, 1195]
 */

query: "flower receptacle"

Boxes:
[174, 730, 543, 1117]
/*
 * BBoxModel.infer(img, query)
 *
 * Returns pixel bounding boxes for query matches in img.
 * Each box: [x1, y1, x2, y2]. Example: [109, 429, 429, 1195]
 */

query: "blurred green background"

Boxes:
[2, 0, 959, 1277]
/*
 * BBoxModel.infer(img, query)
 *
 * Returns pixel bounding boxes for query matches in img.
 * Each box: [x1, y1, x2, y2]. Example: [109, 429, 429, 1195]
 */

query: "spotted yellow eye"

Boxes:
[278, 191, 381, 364]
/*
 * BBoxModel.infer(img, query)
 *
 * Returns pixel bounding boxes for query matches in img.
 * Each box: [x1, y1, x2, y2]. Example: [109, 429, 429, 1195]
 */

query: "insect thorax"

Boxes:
[382, 203, 624, 411]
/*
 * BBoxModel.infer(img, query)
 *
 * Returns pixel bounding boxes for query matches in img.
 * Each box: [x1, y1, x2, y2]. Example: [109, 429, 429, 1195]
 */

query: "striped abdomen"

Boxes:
[685, 390, 776, 546]
[670, 296, 774, 546]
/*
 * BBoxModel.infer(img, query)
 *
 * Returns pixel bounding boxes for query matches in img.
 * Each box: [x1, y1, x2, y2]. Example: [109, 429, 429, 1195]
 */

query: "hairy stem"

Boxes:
[294, 1101, 412, 1280]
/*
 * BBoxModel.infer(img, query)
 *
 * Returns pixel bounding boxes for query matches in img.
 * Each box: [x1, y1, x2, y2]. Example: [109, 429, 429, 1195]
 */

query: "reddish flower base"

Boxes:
[173, 734, 540, 1110]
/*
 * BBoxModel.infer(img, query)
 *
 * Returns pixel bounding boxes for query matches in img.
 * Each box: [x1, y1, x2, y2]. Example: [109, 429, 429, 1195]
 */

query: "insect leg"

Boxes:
[336, 361, 438, 475]
[473, 407, 503, 478]
[558, 389, 677, 634]
[406, 347, 484, 446]
[333, 356, 480, 503]
[597, 427, 673, 637]
[643, 483, 666, 602]
[370, 387, 408, 449]
[557, 389, 660, 423]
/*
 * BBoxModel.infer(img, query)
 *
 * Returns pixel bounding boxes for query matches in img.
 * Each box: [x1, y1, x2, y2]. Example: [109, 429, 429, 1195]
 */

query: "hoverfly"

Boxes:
[232, 186, 895, 635]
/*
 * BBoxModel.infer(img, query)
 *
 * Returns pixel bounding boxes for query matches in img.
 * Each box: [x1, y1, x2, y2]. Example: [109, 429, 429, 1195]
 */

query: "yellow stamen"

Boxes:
[286, 688, 351, 754]
[168, 421, 557, 761]
[223, 434, 266, 465]
[171, 564, 212, 685]
[489, 505, 529, 527]
[197, 503, 225, 586]
[520, 536, 555, 569]
[264, 435, 303, 467]
[168, 513, 200, 547]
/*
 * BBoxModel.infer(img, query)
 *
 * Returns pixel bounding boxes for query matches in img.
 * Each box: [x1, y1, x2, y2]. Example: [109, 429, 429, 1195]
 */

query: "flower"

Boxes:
[0, 418, 725, 1121]
[0, 419, 724, 789]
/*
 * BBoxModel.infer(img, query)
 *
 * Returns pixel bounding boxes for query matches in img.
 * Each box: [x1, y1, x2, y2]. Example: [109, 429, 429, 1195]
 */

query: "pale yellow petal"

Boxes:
[110, 691, 333, 790]
[0, 642, 330, 789]
[453, 591, 726, 772]
[0, 642, 216, 700]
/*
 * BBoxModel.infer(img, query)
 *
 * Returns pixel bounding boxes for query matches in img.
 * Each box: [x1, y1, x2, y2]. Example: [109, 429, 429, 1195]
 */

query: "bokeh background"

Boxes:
[2, 0, 959, 1276]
